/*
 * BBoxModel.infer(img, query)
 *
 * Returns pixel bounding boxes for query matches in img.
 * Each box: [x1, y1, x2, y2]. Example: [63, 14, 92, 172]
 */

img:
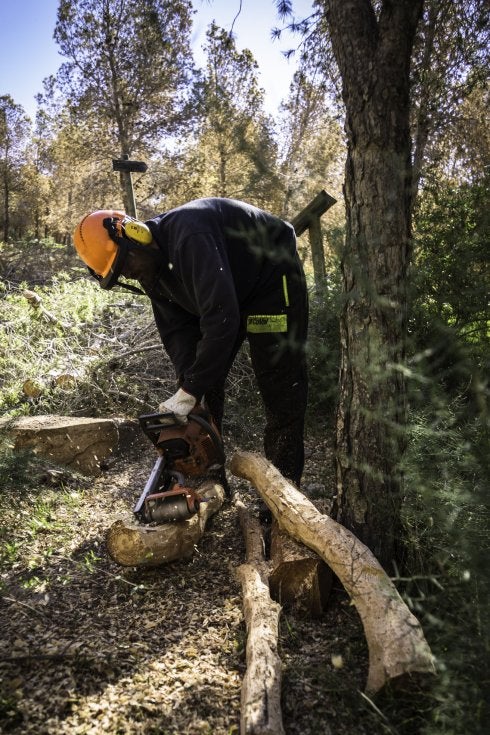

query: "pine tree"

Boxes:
[321, 0, 424, 568]
[278, 64, 344, 220]
[188, 23, 281, 209]
[0, 96, 31, 241]
[410, 0, 489, 203]
[51, 0, 195, 212]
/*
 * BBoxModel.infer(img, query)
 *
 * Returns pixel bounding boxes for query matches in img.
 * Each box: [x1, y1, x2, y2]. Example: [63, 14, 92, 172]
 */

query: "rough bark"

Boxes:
[236, 500, 284, 735]
[231, 451, 436, 695]
[106, 482, 225, 567]
[325, 0, 424, 567]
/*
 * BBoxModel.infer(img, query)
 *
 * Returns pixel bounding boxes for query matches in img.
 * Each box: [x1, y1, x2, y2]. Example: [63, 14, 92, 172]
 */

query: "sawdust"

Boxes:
[0, 432, 378, 734]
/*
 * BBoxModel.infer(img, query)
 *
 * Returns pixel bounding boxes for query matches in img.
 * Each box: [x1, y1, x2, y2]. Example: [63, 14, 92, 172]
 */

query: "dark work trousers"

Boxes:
[203, 253, 309, 487]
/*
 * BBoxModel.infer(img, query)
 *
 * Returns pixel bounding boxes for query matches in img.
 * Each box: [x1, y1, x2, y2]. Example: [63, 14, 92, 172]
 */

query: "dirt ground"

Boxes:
[0, 425, 386, 735]
[0, 240, 436, 734]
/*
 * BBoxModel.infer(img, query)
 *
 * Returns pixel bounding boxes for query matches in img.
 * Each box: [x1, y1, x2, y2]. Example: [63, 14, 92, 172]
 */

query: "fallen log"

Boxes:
[106, 481, 225, 567]
[269, 520, 333, 616]
[230, 451, 436, 695]
[236, 500, 284, 735]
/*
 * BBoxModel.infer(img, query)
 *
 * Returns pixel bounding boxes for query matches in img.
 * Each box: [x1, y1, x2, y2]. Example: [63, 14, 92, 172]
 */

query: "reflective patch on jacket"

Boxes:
[282, 274, 289, 306]
[246, 314, 287, 333]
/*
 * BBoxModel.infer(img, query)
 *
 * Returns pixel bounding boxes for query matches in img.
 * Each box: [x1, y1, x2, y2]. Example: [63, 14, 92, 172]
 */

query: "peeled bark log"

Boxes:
[237, 500, 267, 567]
[106, 482, 225, 567]
[236, 501, 284, 735]
[269, 520, 333, 616]
[231, 451, 436, 695]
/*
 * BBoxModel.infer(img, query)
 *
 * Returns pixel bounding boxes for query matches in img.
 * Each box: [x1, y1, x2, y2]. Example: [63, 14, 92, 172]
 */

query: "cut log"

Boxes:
[106, 481, 225, 567]
[236, 500, 284, 735]
[230, 451, 436, 695]
[269, 520, 333, 616]
[0, 415, 119, 476]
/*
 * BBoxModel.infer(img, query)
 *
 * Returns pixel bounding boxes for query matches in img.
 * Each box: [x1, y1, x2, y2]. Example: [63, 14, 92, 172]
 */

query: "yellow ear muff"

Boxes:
[123, 219, 153, 245]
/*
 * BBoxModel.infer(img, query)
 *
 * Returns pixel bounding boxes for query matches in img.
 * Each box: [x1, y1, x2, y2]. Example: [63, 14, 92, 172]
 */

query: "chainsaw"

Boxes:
[133, 410, 225, 525]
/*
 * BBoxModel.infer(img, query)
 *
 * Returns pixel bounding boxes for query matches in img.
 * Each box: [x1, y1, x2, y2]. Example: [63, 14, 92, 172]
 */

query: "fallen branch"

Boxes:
[230, 451, 436, 695]
[2, 596, 51, 619]
[236, 499, 284, 735]
[23, 289, 71, 328]
[108, 343, 163, 360]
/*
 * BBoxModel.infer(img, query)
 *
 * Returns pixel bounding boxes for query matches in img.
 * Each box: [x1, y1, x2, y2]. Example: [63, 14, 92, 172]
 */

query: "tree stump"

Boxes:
[269, 520, 333, 616]
[0, 415, 119, 475]
[230, 451, 436, 695]
[106, 481, 225, 567]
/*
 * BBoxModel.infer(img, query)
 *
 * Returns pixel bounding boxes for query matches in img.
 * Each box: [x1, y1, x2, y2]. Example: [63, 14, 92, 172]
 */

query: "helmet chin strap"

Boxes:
[113, 279, 146, 295]
[87, 266, 146, 295]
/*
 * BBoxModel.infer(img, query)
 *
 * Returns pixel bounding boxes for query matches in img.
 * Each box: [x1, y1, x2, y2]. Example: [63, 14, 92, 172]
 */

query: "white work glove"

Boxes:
[158, 388, 197, 424]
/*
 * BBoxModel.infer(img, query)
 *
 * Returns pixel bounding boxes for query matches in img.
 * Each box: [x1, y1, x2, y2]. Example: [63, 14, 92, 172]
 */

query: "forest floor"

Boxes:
[0, 425, 385, 735]
[2, 238, 482, 735]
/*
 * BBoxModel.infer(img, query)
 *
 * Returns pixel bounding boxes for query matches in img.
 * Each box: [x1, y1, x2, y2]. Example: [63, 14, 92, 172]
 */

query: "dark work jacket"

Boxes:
[144, 197, 299, 400]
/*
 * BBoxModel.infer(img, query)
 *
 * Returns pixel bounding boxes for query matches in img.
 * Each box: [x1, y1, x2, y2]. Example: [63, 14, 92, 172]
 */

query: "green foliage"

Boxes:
[0, 438, 86, 579]
[174, 22, 281, 211]
[0, 274, 117, 416]
[306, 262, 343, 425]
[0, 95, 32, 241]
[397, 387, 489, 733]
[54, 0, 194, 146]
[278, 65, 345, 220]
[0, 236, 178, 418]
[397, 175, 489, 729]
[412, 176, 489, 390]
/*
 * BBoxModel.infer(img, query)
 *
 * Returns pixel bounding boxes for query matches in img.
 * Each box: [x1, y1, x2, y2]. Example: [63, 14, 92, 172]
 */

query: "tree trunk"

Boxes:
[411, 1, 439, 208]
[2, 166, 9, 242]
[325, 0, 424, 568]
[231, 451, 436, 695]
[0, 414, 120, 476]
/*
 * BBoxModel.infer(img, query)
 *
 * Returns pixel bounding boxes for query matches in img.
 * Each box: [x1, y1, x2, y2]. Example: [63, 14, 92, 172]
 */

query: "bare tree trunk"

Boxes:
[325, 0, 424, 568]
[2, 167, 9, 242]
[411, 0, 439, 208]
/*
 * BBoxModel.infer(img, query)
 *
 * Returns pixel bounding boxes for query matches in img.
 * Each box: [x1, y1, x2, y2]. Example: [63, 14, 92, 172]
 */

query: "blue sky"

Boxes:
[0, 0, 314, 120]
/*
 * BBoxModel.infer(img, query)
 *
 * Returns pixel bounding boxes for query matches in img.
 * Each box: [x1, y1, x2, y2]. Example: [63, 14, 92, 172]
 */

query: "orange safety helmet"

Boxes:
[73, 210, 153, 291]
